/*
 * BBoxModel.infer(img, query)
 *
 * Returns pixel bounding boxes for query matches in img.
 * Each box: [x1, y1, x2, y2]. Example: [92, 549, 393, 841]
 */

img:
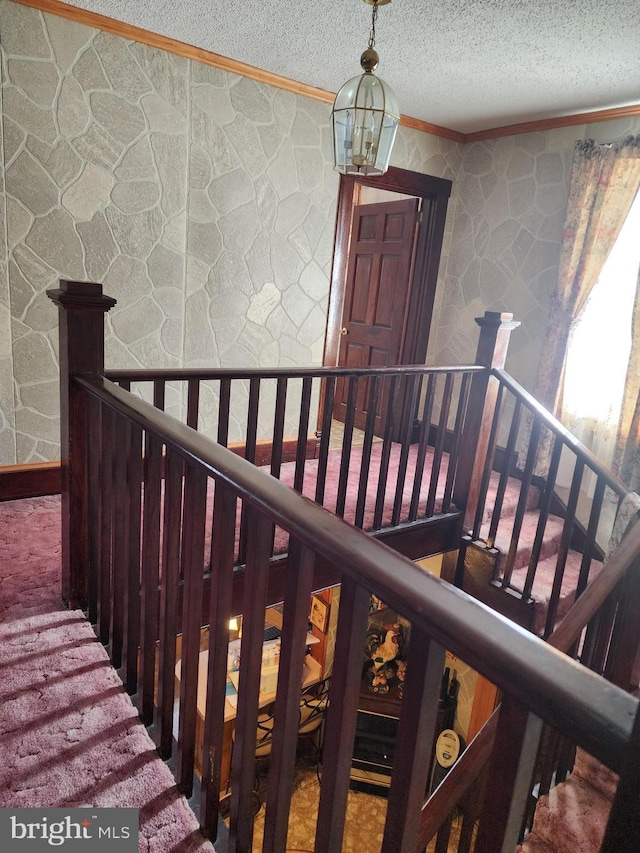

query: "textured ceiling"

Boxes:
[59, 0, 640, 133]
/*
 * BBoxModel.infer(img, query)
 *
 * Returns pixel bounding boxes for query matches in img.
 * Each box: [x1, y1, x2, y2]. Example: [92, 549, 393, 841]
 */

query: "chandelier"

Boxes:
[331, 0, 399, 176]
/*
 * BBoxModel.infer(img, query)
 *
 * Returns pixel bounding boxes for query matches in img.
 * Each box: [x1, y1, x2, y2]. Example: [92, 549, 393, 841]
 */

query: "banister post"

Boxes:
[604, 550, 640, 691]
[47, 281, 116, 608]
[453, 311, 520, 531]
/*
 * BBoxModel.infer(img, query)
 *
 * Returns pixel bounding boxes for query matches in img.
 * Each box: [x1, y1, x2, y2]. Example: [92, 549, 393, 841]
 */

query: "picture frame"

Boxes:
[309, 594, 329, 633]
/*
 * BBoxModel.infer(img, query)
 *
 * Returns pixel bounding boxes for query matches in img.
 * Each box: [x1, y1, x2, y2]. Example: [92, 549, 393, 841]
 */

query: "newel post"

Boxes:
[47, 281, 116, 608]
[453, 311, 520, 531]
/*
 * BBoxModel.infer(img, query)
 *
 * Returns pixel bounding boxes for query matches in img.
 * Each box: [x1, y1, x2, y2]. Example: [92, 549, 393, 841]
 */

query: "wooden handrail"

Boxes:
[493, 368, 628, 498]
[76, 374, 638, 774]
[105, 364, 483, 382]
[549, 518, 640, 653]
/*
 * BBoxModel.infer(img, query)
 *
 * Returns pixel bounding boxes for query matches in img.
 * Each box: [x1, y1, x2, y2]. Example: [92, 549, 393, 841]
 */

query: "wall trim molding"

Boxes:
[13, 0, 466, 142]
[10, 0, 640, 144]
[0, 462, 62, 501]
[464, 103, 640, 142]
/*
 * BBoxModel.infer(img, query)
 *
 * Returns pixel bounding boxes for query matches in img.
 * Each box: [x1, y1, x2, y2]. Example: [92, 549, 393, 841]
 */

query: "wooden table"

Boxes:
[175, 650, 322, 786]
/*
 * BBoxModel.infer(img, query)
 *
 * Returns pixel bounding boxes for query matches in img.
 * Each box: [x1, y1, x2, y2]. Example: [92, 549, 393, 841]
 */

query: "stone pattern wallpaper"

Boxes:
[432, 117, 640, 395]
[0, 59, 15, 464]
[0, 0, 461, 463]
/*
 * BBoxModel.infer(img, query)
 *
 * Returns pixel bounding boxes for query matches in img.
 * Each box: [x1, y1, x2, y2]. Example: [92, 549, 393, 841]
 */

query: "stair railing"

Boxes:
[456, 365, 631, 638]
[47, 283, 640, 853]
[74, 371, 640, 852]
[419, 516, 640, 851]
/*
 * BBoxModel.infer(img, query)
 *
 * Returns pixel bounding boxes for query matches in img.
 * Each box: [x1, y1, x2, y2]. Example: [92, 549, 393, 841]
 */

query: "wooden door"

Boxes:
[334, 197, 419, 431]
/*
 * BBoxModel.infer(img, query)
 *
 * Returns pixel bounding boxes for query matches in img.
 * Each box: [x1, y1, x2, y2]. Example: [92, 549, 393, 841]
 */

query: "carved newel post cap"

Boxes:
[47, 280, 117, 311]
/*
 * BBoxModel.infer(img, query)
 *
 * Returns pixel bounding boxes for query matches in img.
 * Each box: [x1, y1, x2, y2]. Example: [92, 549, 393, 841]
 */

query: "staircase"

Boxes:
[516, 749, 618, 852]
[482, 499, 604, 636]
[449, 489, 606, 639]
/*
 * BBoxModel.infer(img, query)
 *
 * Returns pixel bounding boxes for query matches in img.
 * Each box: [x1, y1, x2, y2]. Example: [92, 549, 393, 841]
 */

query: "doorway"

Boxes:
[325, 166, 452, 431]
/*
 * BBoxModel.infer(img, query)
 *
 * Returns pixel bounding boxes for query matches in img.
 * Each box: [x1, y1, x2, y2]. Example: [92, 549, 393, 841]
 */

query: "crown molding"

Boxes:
[464, 103, 640, 142]
[8, 0, 640, 146]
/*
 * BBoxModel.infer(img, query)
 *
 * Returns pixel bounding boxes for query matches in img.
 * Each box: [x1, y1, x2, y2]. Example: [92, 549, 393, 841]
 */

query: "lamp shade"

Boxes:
[331, 70, 400, 176]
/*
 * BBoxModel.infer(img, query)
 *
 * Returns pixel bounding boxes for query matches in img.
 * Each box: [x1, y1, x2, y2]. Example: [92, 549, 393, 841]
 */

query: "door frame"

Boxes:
[323, 165, 453, 369]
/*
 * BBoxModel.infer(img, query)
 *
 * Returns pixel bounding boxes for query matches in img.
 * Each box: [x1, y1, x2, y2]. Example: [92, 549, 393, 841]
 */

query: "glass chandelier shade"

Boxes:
[332, 69, 399, 176]
[331, 1, 399, 176]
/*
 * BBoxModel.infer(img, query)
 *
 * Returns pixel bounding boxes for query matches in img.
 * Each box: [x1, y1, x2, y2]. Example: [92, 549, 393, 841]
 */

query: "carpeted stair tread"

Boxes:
[508, 550, 604, 635]
[526, 774, 612, 852]
[482, 479, 541, 522]
[481, 510, 565, 576]
[572, 748, 619, 801]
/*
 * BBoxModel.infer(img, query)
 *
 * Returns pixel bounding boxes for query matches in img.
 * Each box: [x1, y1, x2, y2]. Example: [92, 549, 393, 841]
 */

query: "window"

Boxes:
[562, 187, 640, 465]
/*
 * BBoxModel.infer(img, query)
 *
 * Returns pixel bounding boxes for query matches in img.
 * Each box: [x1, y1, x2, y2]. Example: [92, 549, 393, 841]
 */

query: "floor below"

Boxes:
[239, 761, 470, 853]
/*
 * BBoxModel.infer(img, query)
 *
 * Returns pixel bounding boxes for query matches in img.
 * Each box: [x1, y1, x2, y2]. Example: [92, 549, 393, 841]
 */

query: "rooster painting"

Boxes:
[364, 617, 408, 694]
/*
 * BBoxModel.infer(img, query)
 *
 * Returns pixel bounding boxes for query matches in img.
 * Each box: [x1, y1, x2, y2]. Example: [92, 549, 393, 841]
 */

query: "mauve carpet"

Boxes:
[0, 495, 216, 852]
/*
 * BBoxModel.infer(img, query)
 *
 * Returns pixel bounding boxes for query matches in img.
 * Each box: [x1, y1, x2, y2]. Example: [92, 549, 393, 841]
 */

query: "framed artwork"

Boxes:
[309, 595, 329, 633]
[363, 598, 410, 698]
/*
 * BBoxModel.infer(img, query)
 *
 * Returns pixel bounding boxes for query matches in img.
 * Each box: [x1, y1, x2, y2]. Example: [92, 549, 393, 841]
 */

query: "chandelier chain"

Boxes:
[368, 1, 378, 49]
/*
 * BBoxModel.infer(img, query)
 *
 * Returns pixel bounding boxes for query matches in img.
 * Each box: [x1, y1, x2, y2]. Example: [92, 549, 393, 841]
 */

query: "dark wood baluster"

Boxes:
[293, 376, 313, 493]
[122, 423, 143, 694]
[110, 413, 131, 668]
[98, 405, 114, 644]
[434, 817, 453, 853]
[576, 476, 605, 598]
[245, 377, 260, 463]
[425, 373, 454, 519]
[382, 630, 446, 853]
[409, 373, 436, 521]
[487, 397, 522, 547]
[271, 377, 287, 480]
[187, 378, 200, 430]
[585, 591, 620, 677]
[391, 374, 421, 526]
[601, 698, 640, 853]
[176, 463, 208, 797]
[229, 508, 273, 852]
[501, 415, 542, 589]
[314, 577, 370, 853]
[457, 779, 484, 853]
[373, 375, 400, 529]
[153, 379, 166, 411]
[541, 458, 583, 637]
[471, 379, 504, 538]
[218, 378, 231, 447]
[603, 550, 640, 690]
[86, 394, 102, 627]
[156, 450, 184, 759]
[238, 378, 260, 566]
[315, 375, 336, 506]
[137, 432, 163, 726]
[474, 694, 543, 852]
[443, 373, 472, 514]
[522, 435, 562, 604]
[200, 481, 237, 838]
[268, 377, 288, 555]
[355, 374, 380, 527]
[119, 379, 131, 392]
[336, 376, 358, 517]
[577, 609, 600, 670]
[263, 539, 316, 852]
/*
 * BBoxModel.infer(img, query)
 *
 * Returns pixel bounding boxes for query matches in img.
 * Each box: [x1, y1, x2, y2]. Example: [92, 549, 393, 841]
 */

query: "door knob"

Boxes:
[340, 327, 348, 335]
